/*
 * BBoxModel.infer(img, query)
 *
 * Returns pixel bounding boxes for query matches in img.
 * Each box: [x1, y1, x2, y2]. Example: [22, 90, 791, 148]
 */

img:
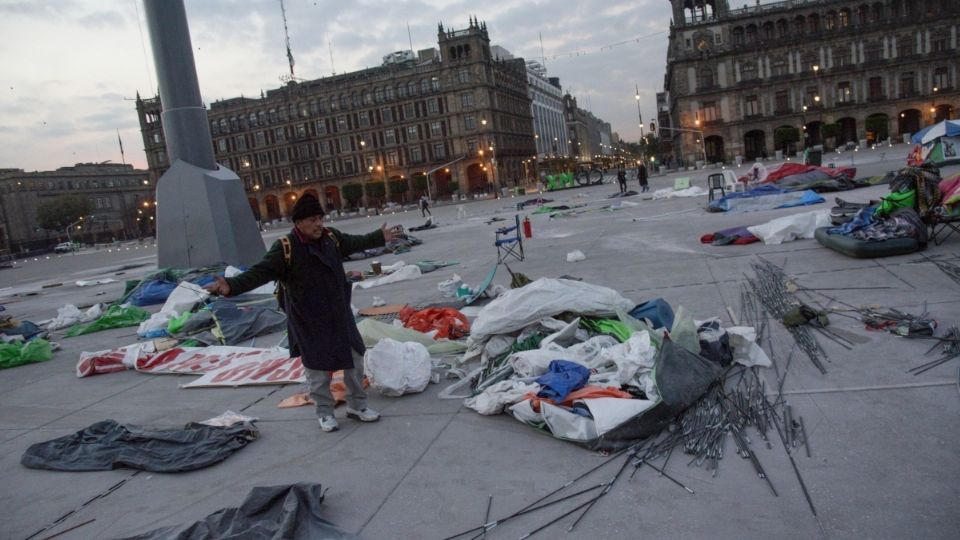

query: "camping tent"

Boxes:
[911, 119, 960, 166]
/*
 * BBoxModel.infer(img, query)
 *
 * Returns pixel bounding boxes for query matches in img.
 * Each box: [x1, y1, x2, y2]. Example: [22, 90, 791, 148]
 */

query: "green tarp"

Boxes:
[66, 305, 150, 337]
[0, 339, 53, 369]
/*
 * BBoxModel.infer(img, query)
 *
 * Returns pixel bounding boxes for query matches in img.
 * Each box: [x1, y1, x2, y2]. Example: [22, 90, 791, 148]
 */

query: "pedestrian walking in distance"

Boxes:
[419, 195, 432, 217]
[638, 162, 649, 192]
[205, 193, 405, 432]
[617, 168, 628, 194]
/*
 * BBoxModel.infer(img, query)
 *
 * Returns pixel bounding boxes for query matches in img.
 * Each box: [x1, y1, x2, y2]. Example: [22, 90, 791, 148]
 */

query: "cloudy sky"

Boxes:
[1, 0, 674, 172]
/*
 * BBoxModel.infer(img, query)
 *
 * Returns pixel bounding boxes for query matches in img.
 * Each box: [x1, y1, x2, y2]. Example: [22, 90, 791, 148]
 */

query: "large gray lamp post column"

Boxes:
[143, 0, 264, 268]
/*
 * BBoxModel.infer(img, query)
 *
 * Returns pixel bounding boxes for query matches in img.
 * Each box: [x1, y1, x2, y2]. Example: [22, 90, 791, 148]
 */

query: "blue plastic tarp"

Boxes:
[127, 280, 178, 306]
[629, 299, 675, 330]
[535, 360, 591, 402]
[708, 186, 824, 213]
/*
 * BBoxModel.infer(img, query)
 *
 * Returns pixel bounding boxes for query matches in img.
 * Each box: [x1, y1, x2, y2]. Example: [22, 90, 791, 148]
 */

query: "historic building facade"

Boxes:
[563, 95, 613, 161]
[0, 163, 154, 252]
[136, 19, 535, 220]
[526, 60, 570, 160]
[661, 0, 959, 164]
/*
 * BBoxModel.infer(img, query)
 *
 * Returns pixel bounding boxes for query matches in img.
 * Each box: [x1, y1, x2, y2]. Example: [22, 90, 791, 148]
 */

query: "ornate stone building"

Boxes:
[661, 0, 959, 164]
[0, 163, 153, 252]
[136, 19, 535, 220]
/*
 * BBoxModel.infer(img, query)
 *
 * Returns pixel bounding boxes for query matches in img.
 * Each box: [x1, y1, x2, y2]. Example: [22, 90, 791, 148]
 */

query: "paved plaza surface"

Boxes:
[1, 145, 958, 539]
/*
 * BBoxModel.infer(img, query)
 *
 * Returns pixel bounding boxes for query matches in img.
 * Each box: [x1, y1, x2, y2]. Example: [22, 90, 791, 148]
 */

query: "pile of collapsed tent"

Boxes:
[436, 278, 770, 451]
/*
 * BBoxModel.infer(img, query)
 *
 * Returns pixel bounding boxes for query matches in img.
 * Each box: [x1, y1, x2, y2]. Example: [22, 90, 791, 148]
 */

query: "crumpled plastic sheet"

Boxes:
[356, 318, 467, 355]
[66, 304, 150, 337]
[363, 338, 432, 396]
[464, 380, 540, 415]
[42, 303, 103, 331]
[510, 399, 656, 442]
[747, 209, 832, 245]
[118, 483, 359, 540]
[437, 273, 464, 298]
[651, 186, 708, 199]
[200, 410, 258, 427]
[726, 326, 772, 367]
[509, 335, 619, 377]
[398, 306, 470, 339]
[596, 331, 657, 394]
[0, 339, 53, 369]
[469, 278, 634, 342]
[353, 264, 422, 289]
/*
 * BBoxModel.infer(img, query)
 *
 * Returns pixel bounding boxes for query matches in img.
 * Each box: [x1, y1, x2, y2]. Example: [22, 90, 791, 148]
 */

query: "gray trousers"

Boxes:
[304, 349, 367, 418]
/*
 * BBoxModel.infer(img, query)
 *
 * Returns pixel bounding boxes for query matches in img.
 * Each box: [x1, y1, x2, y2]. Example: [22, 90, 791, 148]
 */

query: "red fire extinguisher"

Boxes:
[522, 216, 533, 238]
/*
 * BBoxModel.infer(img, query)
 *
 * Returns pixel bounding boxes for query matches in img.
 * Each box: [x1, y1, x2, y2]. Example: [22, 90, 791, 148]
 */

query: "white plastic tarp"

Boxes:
[726, 326, 772, 367]
[651, 186, 708, 200]
[747, 209, 831, 245]
[44, 303, 103, 331]
[356, 318, 467, 355]
[364, 338, 432, 396]
[353, 264, 422, 289]
[509, 335, 619, 377]
[470, 278, 634, 342]
[226, 266, 275, 295]
[464, 380, 540, 415]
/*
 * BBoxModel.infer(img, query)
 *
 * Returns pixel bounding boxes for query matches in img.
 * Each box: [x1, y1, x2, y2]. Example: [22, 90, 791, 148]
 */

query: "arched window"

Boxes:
[351, 92, 361, 107]
[776, 19, 788, 38]
[340, 94, 349, 109]
[385, 86, 395, 100]
[762, 21, 775, 40]
[363, 90, 373, 105]
[808, 13, 820, 32]
[421, 79, 430, 94]
[825, 11, 837, 30]
[397, 83, 407, 98]
[248, 113, 258, 126]
[857, 4, 870, 24]
[745, 24, 757, 42]
[793, 15, 805, 35]
[329, 97, 338, 111]
[742, 62, 758, 81]
[839, 9, 851, 28]
[258, 111, 267, 125]
[374, 87, 384, 102]
[407, 81, 418, 96]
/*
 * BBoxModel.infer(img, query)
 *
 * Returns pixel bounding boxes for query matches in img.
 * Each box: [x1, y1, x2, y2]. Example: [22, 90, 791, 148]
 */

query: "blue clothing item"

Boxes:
[828, 206, 876, 236]
[708, 186, 825, 213]
[535, 360, 591, 402]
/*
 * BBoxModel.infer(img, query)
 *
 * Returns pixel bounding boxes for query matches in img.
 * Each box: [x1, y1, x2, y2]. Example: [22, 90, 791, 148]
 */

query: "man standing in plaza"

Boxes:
[419, 194, 432, 217]
[637, 161, 649, 192]
[205, 193, 405, 432]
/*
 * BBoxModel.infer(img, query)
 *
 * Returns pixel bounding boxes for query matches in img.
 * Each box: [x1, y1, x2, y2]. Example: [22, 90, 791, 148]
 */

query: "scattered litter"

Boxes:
[651, 186, 707, 199]
[437, 274, 463, 298]
[357, 304, 407, 317]
[42, 303, 103, 331]
[371, 296, 386, 307]
[356, 318, 467, 355]
[364, 338, 432, 396]
[353, 264, 422, 289]
[747, 209, 832, 244]
[75, 278, 117, 287]
[200, 410, 258, 427]
[415, 259, 458, 273]
[277, 372, 370, 408]
[566, 250, 586, 262]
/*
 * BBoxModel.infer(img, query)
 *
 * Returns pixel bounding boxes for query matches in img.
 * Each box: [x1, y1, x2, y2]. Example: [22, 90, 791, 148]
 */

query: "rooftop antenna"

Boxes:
[539, 32, 546, 69]
[407, 21, 414, 52]
[279, 0, 300, 82]
[329, 41, 336, 75]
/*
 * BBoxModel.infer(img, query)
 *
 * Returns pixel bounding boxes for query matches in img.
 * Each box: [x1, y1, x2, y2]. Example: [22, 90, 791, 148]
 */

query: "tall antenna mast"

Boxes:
[328, 41, 336, 75]
[407, 22, 414, 52]
[539, 32, 546, 68]
[279, 0, 296, 81]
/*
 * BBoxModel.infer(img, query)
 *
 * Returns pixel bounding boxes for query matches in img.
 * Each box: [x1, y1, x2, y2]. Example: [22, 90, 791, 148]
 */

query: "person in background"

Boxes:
[637, 162, 649, 192]
[419, 194, 432, 217]
[205, 194, 405, 432]
[617, 168, 628, 194]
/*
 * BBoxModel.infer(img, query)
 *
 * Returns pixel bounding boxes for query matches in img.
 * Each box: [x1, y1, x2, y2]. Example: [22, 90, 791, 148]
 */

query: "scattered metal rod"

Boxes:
[636, 459, 695, 494]
[515, 490, 600, 540]
[799, 416, 811, 458]
[566, 454, 633, 533]
[37, 519, 95, 540]
[459, 484, 607, 540]
[482, 495, 492, 540]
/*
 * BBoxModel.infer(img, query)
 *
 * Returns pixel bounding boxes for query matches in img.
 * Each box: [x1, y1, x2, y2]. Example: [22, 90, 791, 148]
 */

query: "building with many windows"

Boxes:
[563, 95, 614, 161]
[136, 19, 535, 220]
[0, 163, 154, 253]
[526, 61, 569, 160]
[661, 0, 959, 164]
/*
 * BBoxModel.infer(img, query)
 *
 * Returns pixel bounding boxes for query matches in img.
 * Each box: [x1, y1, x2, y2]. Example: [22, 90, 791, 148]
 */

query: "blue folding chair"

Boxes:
[495, 215, 524, 264]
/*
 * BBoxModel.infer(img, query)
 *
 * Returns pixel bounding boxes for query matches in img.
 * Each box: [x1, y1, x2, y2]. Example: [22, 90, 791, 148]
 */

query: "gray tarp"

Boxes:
[121, 483, 359, 540]
[21, 420, 258, 472]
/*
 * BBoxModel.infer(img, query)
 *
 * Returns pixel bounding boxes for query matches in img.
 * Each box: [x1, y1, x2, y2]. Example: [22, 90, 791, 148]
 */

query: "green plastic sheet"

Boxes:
[66, 305, 150, 337]
[0, 339, 53, 369]
[166, 311, 193, 335]
[876, 189, 916, 218]
[580, 318, 633, 343]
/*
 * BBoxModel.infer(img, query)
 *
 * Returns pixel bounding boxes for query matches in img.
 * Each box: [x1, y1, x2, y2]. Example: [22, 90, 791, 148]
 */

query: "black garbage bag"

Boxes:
[21, 420, 258, 473]
[585, 339, 722, 452]
[120, 483, 358, 540]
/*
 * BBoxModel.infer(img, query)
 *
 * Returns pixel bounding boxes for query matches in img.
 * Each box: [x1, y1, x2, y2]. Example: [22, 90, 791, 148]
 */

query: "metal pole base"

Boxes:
[156, 159, 266, 268]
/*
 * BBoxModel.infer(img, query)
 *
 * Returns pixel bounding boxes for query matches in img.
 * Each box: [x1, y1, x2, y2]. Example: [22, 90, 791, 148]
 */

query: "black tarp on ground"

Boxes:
[21, 420, 258, 472]
[585, 339, 722, 452]
[120, 483, 359, 540]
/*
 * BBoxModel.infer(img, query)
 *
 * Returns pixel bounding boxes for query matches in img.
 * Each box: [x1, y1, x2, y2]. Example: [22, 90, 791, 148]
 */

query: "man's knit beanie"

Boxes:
[291, 193, 324, 221]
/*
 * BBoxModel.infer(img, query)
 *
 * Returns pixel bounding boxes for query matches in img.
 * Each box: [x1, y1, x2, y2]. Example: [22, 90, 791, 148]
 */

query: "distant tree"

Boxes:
[821, 123, 841, 139]
[389, 178, 409, 202]
[411, 175, 428, 194]
[774, 126, 800, 152]
[364, 181, 385, 199]
[342, 183, 363, 206]
[36, 195, 92, 231]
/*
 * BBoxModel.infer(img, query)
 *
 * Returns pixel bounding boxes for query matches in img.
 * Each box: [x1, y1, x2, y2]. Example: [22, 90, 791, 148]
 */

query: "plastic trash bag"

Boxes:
[43, 304, 103, 331]
[669, 306, 700, 355]
[464, 380, 540, 415]
[353, 264, 422, 289]
[356, 318, 467, 355]
[363, 338, 432, 396]
[566, 250, 586, 262]
[437, 274, 463, 298]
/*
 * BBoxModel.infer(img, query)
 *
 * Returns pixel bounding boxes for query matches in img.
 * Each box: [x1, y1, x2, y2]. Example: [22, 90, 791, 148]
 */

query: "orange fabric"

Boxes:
[277, 371, 369, 408]
[398, 306, 470, 339]
[523, 385, 634, 413]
